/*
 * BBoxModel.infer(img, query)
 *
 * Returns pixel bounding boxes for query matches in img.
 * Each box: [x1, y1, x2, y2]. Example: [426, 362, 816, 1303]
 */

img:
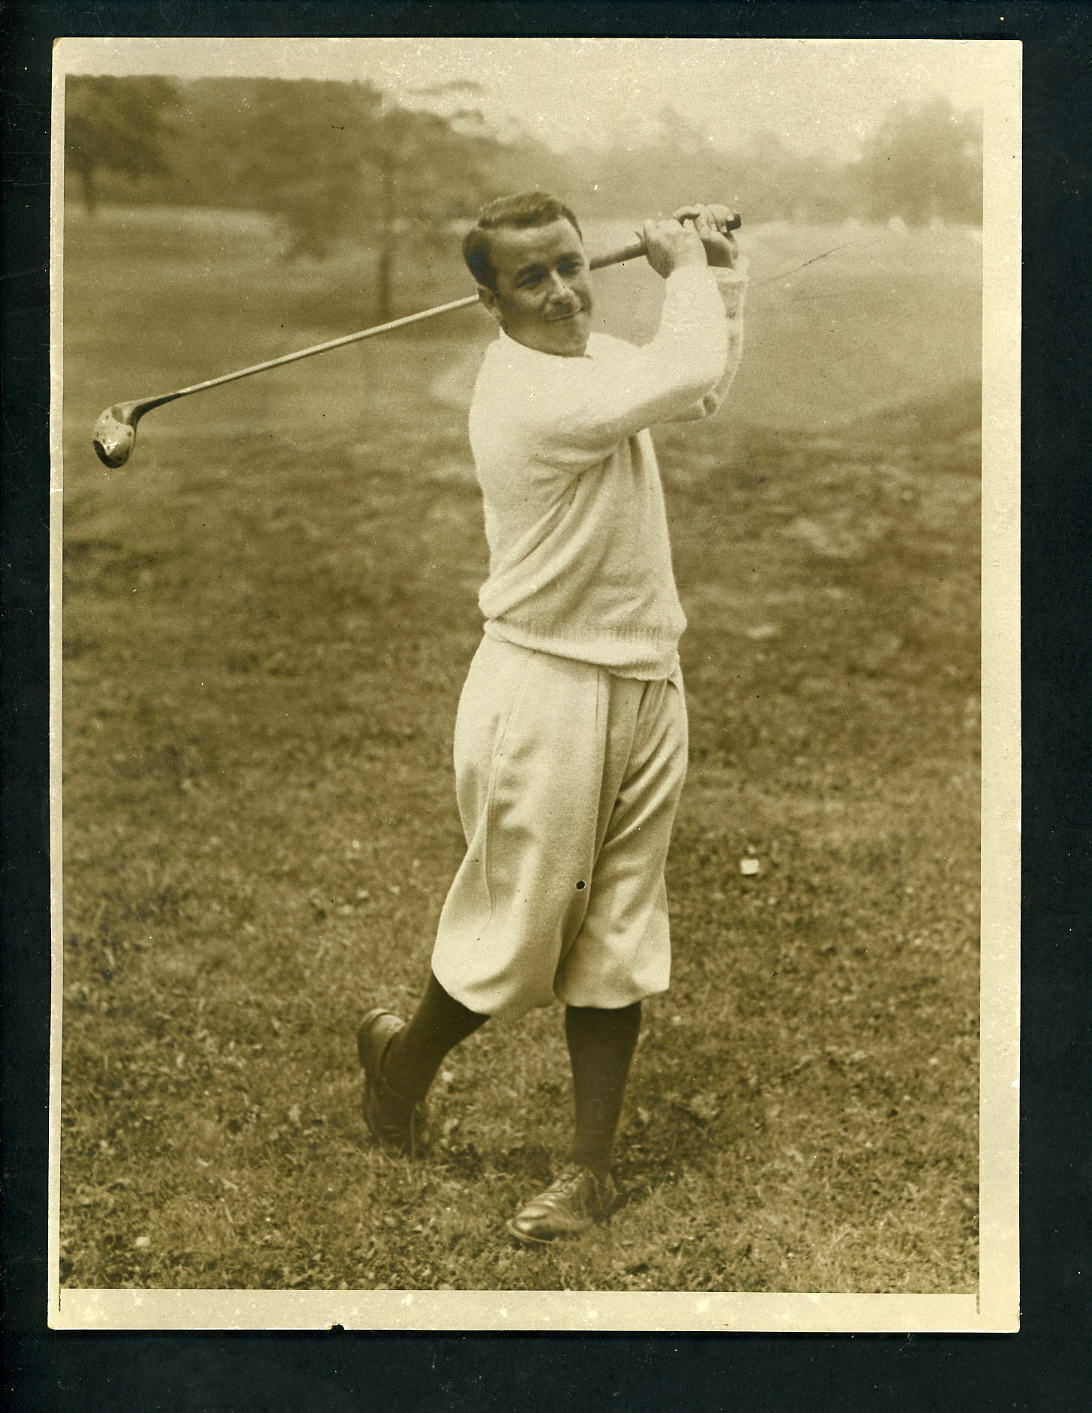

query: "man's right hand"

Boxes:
[640, 218, 708, 280]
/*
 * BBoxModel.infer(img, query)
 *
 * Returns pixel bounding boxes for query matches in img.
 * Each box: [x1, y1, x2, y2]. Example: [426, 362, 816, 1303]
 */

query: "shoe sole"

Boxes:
[504, 1212, 613, 1246]
[506, 1218, 561, 1246]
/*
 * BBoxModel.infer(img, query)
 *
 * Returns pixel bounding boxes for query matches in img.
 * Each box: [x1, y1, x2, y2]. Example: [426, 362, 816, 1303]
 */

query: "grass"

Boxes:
[60, 205, 980, 1293]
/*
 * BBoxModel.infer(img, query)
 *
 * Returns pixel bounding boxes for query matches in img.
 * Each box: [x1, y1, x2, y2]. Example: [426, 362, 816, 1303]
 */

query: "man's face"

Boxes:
[479, 218, 593, 357]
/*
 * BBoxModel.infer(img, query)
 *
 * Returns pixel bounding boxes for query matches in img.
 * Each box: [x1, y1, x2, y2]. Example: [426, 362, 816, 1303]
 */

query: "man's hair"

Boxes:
[463, 191, 583, 291]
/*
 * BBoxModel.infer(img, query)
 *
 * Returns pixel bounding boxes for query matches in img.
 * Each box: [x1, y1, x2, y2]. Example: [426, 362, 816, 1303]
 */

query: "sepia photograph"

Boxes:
[50, 36, 1020, 1331]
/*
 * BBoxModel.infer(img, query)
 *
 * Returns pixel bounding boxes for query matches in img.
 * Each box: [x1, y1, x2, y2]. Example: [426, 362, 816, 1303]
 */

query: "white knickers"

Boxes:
[431, 635, 688, 1018]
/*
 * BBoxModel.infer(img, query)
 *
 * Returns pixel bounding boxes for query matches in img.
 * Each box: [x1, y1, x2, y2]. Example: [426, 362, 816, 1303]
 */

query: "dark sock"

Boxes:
[565, 1001, 642, 1180]
[382, 972, 489, 1107]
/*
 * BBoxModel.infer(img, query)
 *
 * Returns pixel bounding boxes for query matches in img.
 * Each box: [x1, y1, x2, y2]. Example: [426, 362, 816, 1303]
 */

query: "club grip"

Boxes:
[590, 210, 742, 270]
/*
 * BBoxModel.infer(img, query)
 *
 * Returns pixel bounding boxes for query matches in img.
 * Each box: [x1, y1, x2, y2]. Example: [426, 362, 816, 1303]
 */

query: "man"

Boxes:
[358, 192, 747, 1244]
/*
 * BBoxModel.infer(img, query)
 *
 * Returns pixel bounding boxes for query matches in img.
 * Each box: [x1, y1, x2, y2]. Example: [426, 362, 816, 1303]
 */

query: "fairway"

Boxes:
[60, 206, 980, 1294]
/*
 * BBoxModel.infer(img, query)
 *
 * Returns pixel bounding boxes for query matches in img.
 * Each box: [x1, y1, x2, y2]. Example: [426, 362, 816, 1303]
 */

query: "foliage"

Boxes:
[229, 79, 511, 317]
[569, 99, 982, 227]
[63, 78, 983, 242]
[150, 78, 277, 212]
[846, 97, 983, 227]
[64, 76, 180, 215]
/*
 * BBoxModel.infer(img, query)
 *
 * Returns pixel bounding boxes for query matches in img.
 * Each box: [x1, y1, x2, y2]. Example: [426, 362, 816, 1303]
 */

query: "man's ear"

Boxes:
[477, 284, 503, 324]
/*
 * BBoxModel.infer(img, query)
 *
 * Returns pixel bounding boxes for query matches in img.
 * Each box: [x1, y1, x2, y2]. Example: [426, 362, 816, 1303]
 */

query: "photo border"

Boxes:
[46, 29, 1020, 1336]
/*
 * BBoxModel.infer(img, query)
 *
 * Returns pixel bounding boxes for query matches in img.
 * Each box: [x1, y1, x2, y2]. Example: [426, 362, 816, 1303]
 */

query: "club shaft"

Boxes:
[112, 213, 740, 423]
[134, 232, 720, 414]
[147, 293, 483, 411]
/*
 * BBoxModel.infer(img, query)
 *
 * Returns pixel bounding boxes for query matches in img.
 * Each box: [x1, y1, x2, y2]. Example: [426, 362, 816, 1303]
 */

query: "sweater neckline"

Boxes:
[497, 328, 595, 362]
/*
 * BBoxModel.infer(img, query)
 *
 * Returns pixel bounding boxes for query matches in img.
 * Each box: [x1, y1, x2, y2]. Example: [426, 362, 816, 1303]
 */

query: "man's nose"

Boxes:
[546, 272, 576, 303]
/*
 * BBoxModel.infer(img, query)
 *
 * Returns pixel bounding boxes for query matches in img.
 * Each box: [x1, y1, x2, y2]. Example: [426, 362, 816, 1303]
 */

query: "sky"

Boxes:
[56, 37, 1001, 157]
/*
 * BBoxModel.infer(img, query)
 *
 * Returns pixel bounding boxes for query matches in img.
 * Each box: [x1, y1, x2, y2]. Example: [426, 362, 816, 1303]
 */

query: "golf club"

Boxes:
[91, 214, 741, 468]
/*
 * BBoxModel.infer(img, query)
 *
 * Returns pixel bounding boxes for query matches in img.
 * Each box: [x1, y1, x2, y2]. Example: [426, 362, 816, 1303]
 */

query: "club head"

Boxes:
[92, 404, 138, 468]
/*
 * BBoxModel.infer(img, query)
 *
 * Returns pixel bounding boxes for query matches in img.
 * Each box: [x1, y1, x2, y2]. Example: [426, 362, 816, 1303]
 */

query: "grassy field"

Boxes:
[59, 206, 980, 1293]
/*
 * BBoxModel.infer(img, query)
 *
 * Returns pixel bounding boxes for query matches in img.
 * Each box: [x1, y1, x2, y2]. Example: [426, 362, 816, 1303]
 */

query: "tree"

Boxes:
[234, 79, 510, 320]
[847, 97, 983, 227]
[65, 76, 179, 215]
[365, 87, 507, 321]
[156, 78, 284, 210]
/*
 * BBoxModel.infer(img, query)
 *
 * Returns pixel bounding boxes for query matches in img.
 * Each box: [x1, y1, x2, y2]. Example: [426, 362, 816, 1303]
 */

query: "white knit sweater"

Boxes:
[469, 263, 747, 679]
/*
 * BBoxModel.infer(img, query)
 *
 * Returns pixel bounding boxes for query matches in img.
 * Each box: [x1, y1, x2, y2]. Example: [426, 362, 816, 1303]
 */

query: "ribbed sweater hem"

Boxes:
[483, 616, 682, 680]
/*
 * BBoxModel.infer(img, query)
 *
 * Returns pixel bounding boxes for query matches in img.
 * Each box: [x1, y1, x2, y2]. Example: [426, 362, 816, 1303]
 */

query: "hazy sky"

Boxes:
[57, 37, 1002, 156]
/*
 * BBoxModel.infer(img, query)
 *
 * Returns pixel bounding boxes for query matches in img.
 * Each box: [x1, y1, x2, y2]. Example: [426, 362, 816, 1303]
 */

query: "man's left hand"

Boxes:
[672, 204, 738, 269]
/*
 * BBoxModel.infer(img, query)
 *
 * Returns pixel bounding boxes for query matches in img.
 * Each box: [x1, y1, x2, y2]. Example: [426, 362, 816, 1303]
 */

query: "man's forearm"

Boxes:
[662, 262, 748, 424]
[536, 266, 732, 455]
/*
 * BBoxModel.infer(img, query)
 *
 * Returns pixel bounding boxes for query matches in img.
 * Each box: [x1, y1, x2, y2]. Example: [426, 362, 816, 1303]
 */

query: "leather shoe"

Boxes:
[507, 1165, 618, 1244]
[357, 1008, 429, 1158]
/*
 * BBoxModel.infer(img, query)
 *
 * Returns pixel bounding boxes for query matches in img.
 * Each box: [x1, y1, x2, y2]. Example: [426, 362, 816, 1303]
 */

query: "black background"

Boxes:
[3, 3, 1089, 1408]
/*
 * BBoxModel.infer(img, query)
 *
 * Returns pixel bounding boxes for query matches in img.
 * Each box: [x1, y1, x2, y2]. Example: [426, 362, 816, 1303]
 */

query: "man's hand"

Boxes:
[672, 204, 739, 269]
[640, 218, 708, 280]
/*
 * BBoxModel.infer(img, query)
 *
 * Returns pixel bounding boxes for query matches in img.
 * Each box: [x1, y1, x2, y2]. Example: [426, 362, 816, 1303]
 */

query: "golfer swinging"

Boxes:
[359, 193, 747, 1243]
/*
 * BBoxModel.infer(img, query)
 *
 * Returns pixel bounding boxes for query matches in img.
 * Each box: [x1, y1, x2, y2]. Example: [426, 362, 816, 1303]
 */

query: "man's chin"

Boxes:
[506, 313, 590, 357]
[548, 313, 590, 355]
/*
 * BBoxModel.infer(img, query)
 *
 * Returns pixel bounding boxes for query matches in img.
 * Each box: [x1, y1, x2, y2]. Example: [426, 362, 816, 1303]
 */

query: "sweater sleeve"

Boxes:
[527, 265, 731, 460]
[656, 262, 748, 424]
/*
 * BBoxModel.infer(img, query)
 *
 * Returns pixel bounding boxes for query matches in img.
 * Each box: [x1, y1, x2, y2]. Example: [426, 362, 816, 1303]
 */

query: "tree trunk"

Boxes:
[374, 142, 397, 322]
[375, 238, 393, 324]
[74, 160, 98, 218]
